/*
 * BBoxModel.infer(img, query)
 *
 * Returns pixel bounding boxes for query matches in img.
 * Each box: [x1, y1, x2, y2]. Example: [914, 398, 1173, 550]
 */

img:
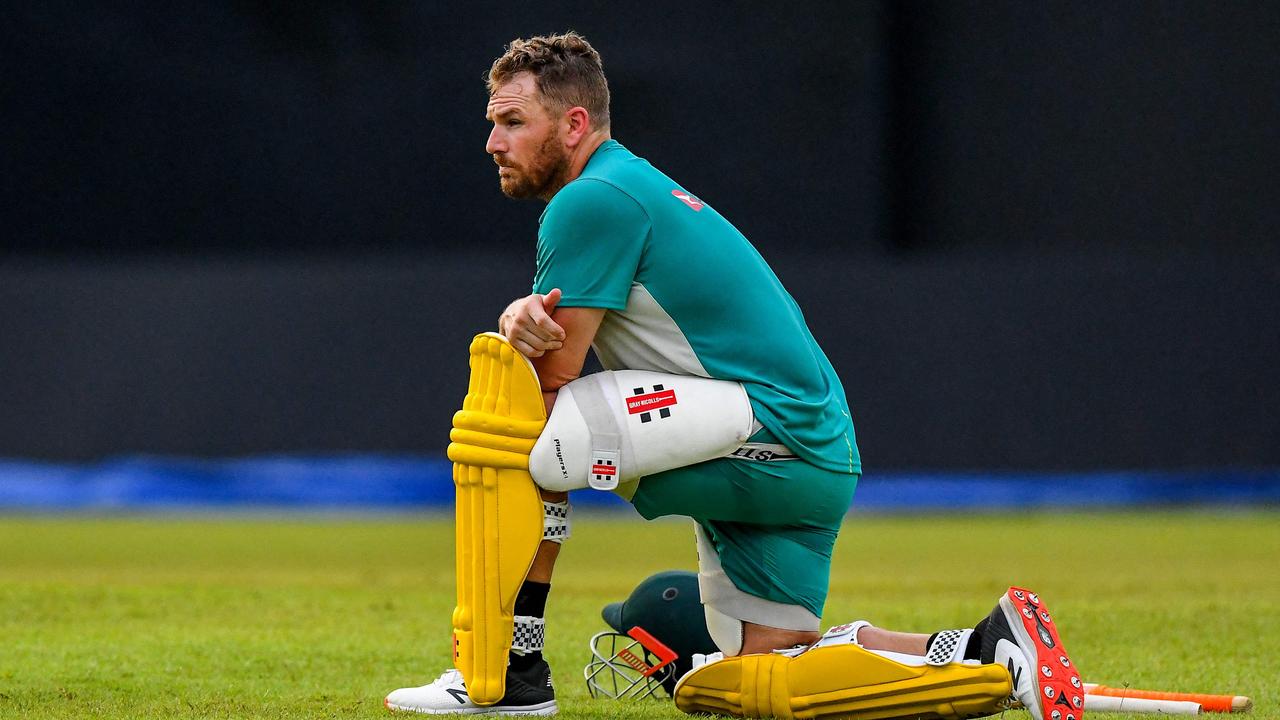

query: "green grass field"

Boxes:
[2, 510, 1276, 719]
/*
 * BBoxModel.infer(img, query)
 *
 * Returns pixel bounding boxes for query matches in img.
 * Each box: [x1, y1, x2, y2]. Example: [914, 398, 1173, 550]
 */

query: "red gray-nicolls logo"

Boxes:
[591, 457, 617, 485]
[626, 385, 677, 423]
[671, 189, 704, 211]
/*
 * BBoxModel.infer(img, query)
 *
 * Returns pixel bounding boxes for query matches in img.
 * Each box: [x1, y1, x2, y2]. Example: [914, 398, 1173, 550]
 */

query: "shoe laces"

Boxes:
[431, 668, 464, 687]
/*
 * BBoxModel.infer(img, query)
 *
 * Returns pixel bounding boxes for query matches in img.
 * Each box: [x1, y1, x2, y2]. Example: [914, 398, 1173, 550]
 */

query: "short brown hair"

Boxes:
[486, 31, 610, 130]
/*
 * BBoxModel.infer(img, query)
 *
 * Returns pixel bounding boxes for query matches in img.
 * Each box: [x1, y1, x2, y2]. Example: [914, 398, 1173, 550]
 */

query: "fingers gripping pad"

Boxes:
[674, 644, 1011, 720]
[447, 333, 547, 706]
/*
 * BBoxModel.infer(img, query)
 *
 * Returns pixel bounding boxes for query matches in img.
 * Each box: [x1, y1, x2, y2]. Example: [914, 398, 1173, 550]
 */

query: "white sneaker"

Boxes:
[384, 664, 558, 716]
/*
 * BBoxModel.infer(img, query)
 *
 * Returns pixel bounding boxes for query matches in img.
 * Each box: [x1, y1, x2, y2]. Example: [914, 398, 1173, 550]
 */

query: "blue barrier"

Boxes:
[1, 455, 1277, 511]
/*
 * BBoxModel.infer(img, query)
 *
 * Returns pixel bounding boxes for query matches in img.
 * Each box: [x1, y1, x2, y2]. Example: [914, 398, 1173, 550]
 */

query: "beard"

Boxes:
[496, 132, 571, 200]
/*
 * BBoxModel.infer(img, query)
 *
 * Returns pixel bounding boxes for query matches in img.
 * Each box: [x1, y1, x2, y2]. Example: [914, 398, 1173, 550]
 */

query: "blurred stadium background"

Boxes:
[3, 2, 1278, 512]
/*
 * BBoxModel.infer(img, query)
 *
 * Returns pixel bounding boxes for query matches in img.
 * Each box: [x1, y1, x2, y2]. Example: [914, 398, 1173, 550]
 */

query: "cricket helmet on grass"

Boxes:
[584, 570, 718, 699]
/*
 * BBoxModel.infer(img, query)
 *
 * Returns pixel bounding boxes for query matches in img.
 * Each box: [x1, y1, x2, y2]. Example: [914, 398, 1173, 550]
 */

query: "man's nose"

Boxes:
[485, 126, 505, 155]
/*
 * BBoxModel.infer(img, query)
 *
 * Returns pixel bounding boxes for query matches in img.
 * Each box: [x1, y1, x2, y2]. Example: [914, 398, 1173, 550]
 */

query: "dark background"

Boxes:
[3, 2, 1277, 470]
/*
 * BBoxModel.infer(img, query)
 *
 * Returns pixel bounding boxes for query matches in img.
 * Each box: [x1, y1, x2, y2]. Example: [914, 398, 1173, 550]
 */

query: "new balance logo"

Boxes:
[446, 687, 468, 705]
[1006, 658, 1025, 691]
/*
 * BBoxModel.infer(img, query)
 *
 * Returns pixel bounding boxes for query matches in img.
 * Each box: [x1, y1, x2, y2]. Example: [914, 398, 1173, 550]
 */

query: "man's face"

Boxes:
[485, 73, 569, 200]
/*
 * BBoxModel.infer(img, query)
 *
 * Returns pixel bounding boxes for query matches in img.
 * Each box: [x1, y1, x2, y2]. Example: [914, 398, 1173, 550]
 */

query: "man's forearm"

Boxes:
[528, 305, 606, 415]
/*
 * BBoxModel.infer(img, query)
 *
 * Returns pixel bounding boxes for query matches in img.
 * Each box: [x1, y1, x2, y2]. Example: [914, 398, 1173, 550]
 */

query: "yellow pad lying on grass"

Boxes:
[447, 332, 547, 706]
[674, 643, 1011, 720]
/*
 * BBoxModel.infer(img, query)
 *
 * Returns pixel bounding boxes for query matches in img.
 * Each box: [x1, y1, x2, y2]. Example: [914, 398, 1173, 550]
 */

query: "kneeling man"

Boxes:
[385, 32, 1082, 720]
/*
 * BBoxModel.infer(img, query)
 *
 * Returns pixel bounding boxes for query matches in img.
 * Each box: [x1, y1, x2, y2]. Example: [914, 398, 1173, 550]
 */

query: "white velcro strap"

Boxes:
[571, 373, 626, 490]
[511, 614, 545, 653]
[925, 628, 973, 666]
[542, 500, 571, 543]
[812, 620, 873, 649]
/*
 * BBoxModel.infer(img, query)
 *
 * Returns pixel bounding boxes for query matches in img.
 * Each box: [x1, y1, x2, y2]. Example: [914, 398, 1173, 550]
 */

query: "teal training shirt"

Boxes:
[533, 140, 860, 474]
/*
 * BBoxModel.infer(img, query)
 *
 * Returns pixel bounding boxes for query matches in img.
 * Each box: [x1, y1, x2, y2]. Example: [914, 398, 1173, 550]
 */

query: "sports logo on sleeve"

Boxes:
[670, 189, 704, 211]
[626, 384, 678, 423]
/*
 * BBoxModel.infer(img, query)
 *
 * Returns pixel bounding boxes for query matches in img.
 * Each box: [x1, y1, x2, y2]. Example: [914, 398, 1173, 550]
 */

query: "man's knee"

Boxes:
[695, 524, 821, 656]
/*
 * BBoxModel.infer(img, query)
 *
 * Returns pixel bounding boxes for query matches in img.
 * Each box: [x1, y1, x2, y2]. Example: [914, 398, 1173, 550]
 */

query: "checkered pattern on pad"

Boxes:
[925, 629, 966, 666]
[512, 615, 545, 652]
[542, 500, 571, 542]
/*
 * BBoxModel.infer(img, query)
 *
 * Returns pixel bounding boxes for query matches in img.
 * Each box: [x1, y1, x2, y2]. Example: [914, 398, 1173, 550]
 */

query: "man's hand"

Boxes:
[499, 288, 566, 358]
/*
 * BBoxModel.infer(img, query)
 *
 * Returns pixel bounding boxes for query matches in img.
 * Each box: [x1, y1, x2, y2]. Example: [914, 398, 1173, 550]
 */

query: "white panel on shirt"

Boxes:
[591, 283, 710, 378]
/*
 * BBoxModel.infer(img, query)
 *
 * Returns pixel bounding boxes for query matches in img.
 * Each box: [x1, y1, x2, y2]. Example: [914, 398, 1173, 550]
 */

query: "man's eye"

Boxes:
[508, 119, 522, 127]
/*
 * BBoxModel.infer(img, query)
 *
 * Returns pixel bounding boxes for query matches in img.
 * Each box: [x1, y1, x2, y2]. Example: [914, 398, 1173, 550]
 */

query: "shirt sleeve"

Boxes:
[533, 178, 650, 309]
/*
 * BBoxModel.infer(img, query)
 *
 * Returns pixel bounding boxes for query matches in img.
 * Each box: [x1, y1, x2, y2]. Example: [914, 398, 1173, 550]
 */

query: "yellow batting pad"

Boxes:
[675, 644, 1011, 720]
[447, 332, 547, 706]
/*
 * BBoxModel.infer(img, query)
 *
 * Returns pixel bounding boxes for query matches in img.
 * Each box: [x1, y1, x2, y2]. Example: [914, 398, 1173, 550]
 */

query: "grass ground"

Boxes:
[1, 510, 1276, 719]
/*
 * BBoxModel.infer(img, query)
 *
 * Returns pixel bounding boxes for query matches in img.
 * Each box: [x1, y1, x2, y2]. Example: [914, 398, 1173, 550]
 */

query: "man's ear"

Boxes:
[563, 106, 592, 147]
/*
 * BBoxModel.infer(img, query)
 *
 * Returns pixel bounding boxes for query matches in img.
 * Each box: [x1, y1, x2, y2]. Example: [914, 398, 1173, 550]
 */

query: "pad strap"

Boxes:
[571, 373, 627, 490]
[925, 628, 973, 666]
[542, 500, 571, 543]
[511, 615, 545, 653]
[812, 621, 874, 650]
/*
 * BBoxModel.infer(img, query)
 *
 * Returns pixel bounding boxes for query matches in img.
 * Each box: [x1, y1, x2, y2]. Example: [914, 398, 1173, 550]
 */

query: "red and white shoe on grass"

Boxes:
[980, 587, 1084, 720]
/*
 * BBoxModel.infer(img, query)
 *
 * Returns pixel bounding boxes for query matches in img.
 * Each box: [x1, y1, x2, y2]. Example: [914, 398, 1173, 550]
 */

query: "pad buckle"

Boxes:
[589, 449, 620, 490]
